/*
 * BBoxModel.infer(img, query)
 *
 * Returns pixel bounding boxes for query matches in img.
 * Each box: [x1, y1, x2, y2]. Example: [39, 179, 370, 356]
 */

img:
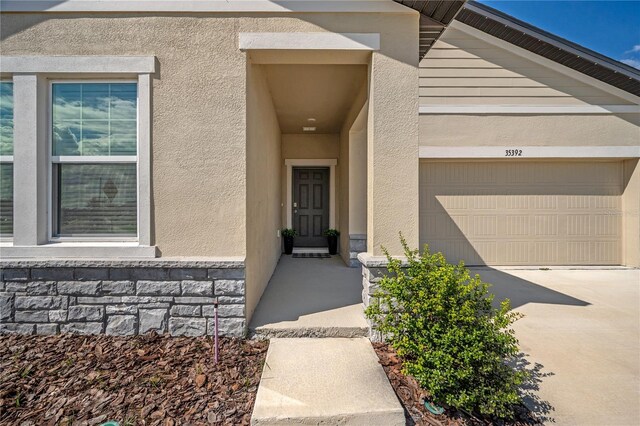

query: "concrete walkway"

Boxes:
[249, 257, 403, 424]
[249, 256, 368, 338]
[473, 268, 640, 426]
[251, 338, 405, 425]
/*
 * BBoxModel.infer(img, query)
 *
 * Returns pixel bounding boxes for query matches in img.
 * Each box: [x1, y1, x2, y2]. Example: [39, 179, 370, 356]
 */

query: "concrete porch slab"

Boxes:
[249, 256, 369, 338]
[251, 338, 405, 425]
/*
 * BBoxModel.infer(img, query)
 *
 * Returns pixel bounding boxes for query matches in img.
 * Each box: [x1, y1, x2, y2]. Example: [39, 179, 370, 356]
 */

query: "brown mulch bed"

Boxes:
[0, 333, 268, 426]
[373, 343, 541, 426]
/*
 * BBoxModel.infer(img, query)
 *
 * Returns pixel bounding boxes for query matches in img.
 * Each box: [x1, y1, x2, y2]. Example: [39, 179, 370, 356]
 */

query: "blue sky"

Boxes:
[477, 1, 640, 69]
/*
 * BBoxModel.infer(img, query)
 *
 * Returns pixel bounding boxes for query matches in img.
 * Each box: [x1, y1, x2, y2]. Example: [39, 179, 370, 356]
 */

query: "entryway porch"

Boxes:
[248, 255, 368, 338]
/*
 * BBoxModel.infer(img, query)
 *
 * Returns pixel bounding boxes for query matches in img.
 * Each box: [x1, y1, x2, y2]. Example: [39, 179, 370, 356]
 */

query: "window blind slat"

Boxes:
[0, 163, 13, 236]
[57, 164, 137, 236]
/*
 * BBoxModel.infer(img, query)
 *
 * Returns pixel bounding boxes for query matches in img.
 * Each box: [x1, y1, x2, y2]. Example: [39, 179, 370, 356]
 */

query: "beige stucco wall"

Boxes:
[282, 134, 339, 159]
[339, 81, 368, 263]
[367, 23, 420, 256]
[420, 114, 640, 147]
[0, 10, 419, 259]
[623, 159, 640, 267]
[246, 63, 281, 320]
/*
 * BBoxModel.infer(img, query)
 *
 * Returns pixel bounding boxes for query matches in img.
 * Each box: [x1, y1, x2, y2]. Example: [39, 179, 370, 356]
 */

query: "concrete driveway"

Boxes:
[472, 268, 640, 426]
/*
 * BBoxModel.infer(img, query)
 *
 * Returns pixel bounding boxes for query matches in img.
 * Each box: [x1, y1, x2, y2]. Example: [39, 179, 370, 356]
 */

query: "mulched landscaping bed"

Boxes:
[373, 343, 541, 426]
[0, 333, 268, 426]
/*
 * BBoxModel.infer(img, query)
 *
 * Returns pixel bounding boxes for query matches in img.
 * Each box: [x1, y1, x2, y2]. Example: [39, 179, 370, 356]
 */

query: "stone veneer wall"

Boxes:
[358, 253, 408, 341]
[360, 262, 384, 340]
[0, 259, 246, 337]
[348, 234, 367, 267]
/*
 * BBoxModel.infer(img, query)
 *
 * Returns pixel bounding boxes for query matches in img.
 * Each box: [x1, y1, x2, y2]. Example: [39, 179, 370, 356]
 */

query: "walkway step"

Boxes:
[250, 325, 369, 339]
[251, 338, 405, 425]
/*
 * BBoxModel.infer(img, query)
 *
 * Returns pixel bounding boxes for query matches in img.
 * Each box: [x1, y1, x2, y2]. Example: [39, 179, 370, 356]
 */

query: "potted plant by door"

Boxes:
[282, 228, 296, 255]
[324, 229, 340, 255]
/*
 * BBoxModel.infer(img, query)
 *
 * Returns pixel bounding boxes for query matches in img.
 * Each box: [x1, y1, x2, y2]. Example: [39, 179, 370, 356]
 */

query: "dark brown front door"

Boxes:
[293, 167, 329, 247]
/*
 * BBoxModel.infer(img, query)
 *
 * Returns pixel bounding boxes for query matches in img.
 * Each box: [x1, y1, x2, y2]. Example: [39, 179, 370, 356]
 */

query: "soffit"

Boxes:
[264, 64, 367, 134]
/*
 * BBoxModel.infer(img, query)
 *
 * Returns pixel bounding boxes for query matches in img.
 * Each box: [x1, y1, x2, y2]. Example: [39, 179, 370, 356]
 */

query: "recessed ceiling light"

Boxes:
[303, 126, 316, 132]
[307, 118, 317, 122]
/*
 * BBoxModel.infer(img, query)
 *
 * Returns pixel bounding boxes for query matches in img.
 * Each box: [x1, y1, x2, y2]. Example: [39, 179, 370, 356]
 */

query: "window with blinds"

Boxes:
[51, 82, 138, 238]
[0, 81, 13, 237]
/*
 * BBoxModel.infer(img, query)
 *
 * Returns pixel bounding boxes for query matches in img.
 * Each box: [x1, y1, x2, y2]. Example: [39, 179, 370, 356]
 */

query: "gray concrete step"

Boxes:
[250, 324, 369, 339]
[251, 338, 405, 425]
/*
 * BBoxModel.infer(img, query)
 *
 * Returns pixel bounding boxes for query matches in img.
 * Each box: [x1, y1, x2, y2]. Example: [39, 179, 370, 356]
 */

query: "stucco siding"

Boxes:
[420, 114, 640, 147]
[246, 63, 282, 321]
[1, 10, 419, 259]
[339, 80, 368, 264]
[623, 159, 640, 267]
[367, 24, 420, 256]
[281, 134, 339, 159]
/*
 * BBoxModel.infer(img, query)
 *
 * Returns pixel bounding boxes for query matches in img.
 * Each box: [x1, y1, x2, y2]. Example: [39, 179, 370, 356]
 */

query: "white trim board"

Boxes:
[419, 105, 640, 115]
[1, 56, 156, 74]
[240, 33, 380, 51]
[0, 244, 157, 258]
[419, 146, 640, 159]
[448, 21, 640, 105]
[0, 0, 413, 13]
[51, 156, 138, 163]
[285, 159, 337, 230]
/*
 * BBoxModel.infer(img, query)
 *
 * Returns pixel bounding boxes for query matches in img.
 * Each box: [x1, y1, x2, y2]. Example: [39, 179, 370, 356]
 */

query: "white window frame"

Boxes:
[0, 56, 155, 258]
[0, 79, 14, 242]
[48, 79, 139, 243]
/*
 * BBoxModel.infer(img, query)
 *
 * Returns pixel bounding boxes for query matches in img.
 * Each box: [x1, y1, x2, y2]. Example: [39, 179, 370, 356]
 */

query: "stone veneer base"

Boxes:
[358, 253, 409, 341]
[348, 234, 367, 268]
[0, 258, 246, 337]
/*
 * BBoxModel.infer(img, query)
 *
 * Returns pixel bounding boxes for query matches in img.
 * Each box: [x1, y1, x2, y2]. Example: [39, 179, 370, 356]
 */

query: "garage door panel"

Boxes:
[419, 161, 622, 265]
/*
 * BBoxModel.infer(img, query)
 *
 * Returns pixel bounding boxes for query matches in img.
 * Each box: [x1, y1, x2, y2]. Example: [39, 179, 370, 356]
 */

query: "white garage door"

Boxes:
[420, 161, 622, 265]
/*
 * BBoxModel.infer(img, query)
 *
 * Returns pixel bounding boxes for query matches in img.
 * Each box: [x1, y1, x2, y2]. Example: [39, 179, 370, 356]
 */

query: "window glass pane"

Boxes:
[52, 121, 81, 155]
[52, 83, 137, 156]
[81, 120, 110, 155]
[81, 83, 110, 120]
[0, 163, 13, 236]
[110, 83, 137, 120]
[110, 120, 137, 155]
[0, 82, 14, 156]
[56, 164, 137, 236]
[52, 84, 81, 121]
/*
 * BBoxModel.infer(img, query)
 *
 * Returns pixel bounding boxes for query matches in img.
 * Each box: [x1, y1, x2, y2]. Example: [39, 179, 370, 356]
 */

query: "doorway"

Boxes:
[292, 167, 330, 247]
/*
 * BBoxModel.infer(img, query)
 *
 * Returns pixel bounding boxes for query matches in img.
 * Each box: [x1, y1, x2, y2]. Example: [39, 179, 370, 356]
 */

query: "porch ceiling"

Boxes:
[264, 64, 367, 134]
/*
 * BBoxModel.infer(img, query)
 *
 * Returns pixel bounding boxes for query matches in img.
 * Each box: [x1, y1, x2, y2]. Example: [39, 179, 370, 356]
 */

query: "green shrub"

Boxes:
[365, 235, 527, 419]
[323, 228, 340, 237]
[281, 228, 297, 238]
